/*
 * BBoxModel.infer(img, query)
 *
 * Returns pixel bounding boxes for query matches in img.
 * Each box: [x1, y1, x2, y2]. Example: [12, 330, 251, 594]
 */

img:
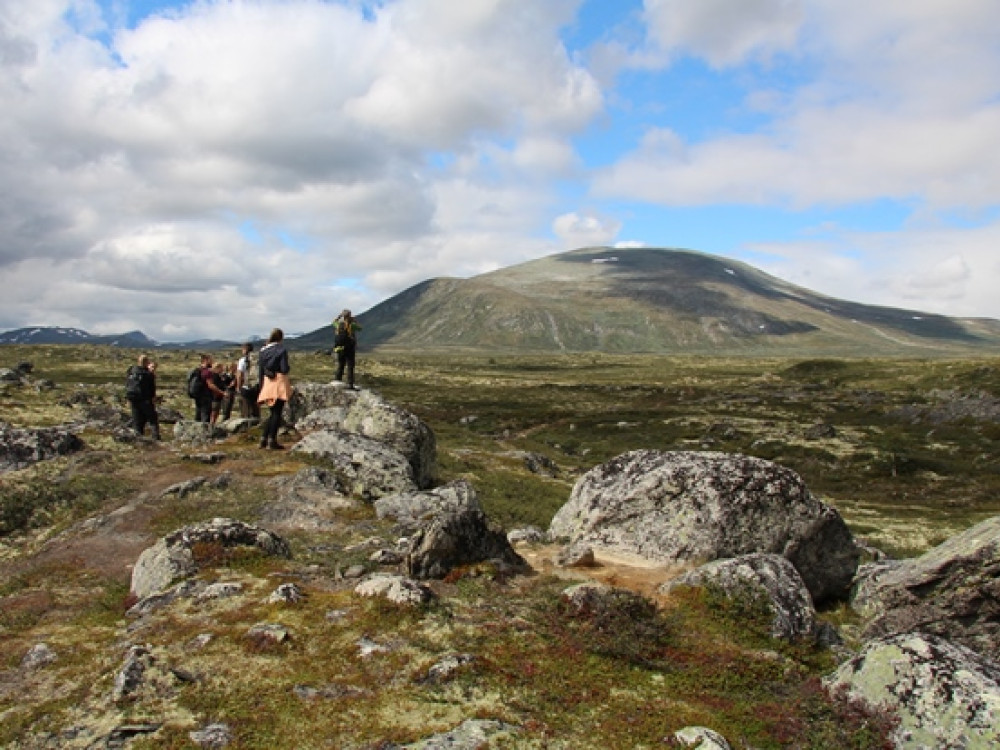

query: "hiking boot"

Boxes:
[268, 441, 284, 450]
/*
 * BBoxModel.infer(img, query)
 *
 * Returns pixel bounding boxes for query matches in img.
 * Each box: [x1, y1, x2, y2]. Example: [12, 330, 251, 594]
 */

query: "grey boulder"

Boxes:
[374, 479, 482, 530]
[130, 518, 291, 600]
[826, 633, 1000, 749]
[291, 429, 417, 500]
[663, 553, 816, 641]
[549, 450, 859, 603]
[0, 422, 83, 473]
[852, 514, 1000, 661]
[406, 508, 530, 580]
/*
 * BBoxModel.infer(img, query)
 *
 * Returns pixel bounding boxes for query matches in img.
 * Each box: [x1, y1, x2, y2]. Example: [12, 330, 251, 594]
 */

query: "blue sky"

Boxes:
[1, 0, 999, 341]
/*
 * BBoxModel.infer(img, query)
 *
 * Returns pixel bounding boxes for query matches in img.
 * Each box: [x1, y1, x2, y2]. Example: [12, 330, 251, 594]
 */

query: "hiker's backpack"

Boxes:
[187, 367, 205, 399]
[125, 366, 145, 401]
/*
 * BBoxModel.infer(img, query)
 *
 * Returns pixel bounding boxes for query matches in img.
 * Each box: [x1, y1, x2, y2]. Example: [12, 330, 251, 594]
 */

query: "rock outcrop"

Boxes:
[287, 381, 358, 426]
[130, 518, 291, 600]
[549, 450, 860, 603]
[0, 422, 83, 473]
[664, 553, 817, 641]
[852, 514, 1000, 661]
[406, 507, 530, 580]
[291, 430, 417, 500]
[342, 390, 437, 489]
[826, 633, 1000, 749]
[172, 420, 226, 444]
[291, 384, 436, 489]
[373, 479, 481, 531]
[261, 467, 358, 530]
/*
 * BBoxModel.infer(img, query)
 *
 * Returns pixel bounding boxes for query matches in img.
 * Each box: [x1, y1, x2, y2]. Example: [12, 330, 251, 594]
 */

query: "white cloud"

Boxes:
[0, 0, 602, 340]
[606, 0, 1000, 209]
[643, 0, 803, 67]
[553, 211, 622, 248]
[743, 222, 1000, 319]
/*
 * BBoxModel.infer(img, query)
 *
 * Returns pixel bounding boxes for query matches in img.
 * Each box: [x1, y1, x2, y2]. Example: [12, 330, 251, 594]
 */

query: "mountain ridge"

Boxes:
[299, 246, 1000, 356]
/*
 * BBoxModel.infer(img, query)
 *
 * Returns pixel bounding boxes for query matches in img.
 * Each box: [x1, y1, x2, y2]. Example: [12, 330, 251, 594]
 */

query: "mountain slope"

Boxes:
[343, 247, 1000, 356]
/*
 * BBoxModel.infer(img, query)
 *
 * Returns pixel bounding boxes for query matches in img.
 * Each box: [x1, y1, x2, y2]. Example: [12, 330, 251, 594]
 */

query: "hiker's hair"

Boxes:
[267, 328, 284, 344]
[138, 354, 150, 367]
[200, 353, 211, 363]
[242, 342, 253, 352]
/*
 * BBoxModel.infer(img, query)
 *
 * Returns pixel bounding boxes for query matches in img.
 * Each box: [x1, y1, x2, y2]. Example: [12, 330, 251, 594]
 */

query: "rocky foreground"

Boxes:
[1, 371, 999, 749]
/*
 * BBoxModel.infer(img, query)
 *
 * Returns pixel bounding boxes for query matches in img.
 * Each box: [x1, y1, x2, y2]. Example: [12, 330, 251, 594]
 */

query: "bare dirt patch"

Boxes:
[518, 543, 693, 603]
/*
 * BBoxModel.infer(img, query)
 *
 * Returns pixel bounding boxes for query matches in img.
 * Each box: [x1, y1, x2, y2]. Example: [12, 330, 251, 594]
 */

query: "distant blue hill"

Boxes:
[0, 327, 240, 349]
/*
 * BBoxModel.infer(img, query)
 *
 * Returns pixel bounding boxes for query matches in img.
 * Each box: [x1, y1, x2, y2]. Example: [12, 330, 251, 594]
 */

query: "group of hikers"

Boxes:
[124, 309, 362, 447]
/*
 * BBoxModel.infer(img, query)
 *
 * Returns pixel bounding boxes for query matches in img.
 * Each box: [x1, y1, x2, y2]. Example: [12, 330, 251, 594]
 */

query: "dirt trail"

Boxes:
[1, 448, 259, 583]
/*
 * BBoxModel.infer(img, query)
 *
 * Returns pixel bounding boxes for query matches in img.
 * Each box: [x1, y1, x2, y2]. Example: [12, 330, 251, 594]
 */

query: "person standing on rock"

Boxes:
[125, 354, 161, 440]
[257, 328, 292, 449]
[333, 309, 361, 390]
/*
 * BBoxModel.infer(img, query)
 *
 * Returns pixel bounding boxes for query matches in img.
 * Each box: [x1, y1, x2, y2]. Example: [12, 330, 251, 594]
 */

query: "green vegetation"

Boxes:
[2, 344, 996, 747]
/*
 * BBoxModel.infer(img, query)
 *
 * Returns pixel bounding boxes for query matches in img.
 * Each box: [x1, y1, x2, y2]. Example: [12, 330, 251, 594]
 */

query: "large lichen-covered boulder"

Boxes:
[549, 450, 859, 604]
[130, 518, 291, 600]
[287, 381, 357, 426]
[291, 429, 417, 500]
[825, 633, 1000, 749]
[406, 508, 530, 580]
[852, 515, 1000, 661]
[290, 385, 436, 489]
[373, 479, 482, 531]
[342, 390, 437, 489]
[663, 553, 816, 641]
[0, 422, 83, 473]
[260, 467, 359, 530]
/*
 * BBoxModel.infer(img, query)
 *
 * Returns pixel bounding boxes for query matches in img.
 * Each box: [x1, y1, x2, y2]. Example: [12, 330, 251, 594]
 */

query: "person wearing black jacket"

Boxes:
[256, 328, 292, 449]
[126, 354, 161, 440]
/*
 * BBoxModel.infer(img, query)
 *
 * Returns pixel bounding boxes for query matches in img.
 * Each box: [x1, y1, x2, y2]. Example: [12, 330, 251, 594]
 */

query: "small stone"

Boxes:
[21, 643, 57, 670]
[189, 722, 233, 749]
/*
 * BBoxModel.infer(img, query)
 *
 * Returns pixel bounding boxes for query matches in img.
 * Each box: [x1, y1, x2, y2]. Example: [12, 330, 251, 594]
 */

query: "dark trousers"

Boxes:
[263, 399, 285, 445]
[222, 392, 235, 420]
[241, 386, 260, 418]
[195, 394, 213, 423]
[335, 348, 356, 387]
[130, 399, 160, 438]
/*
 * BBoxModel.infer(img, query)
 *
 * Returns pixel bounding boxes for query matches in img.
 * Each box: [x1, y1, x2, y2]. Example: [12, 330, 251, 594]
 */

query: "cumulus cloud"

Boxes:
[744, 222, 1000, 319]
[643, 0, 802, 67]
[0, 0, 602, 340]
[598, 1, 1000, 213]
[553, 211, 622, 248]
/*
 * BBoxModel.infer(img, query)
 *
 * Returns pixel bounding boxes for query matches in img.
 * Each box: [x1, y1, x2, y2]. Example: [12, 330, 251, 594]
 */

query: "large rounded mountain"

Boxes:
[298, 247, 1000, 356]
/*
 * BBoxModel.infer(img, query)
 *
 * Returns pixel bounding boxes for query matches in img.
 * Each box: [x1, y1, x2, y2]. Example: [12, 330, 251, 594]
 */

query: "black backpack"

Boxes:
[125, 366, 145, 401]
[187, 367, 205, 399]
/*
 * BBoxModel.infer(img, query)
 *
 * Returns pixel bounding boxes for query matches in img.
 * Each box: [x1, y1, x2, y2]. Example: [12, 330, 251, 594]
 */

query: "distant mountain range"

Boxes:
[0, 327, 243, 350]
[5, 248, 1000, 356]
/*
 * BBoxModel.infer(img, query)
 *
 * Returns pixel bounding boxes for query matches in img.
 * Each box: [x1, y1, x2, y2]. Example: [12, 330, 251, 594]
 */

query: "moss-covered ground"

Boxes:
[2, 344, 996, 747]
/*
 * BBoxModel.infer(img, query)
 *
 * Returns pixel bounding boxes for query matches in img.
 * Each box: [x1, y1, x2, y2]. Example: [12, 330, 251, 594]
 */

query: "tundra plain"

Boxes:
[2, 345, 998, 748]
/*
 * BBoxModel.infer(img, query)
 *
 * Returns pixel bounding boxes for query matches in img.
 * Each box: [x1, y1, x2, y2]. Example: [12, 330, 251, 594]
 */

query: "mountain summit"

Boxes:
[328, 247, 1000, 355]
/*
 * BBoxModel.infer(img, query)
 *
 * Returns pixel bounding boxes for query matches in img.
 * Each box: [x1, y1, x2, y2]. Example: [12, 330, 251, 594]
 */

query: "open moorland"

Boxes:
[1, 344, 999, 748]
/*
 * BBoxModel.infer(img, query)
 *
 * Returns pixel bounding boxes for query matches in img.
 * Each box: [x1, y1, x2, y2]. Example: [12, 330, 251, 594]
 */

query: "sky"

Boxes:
[2, 0, 999, 342]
